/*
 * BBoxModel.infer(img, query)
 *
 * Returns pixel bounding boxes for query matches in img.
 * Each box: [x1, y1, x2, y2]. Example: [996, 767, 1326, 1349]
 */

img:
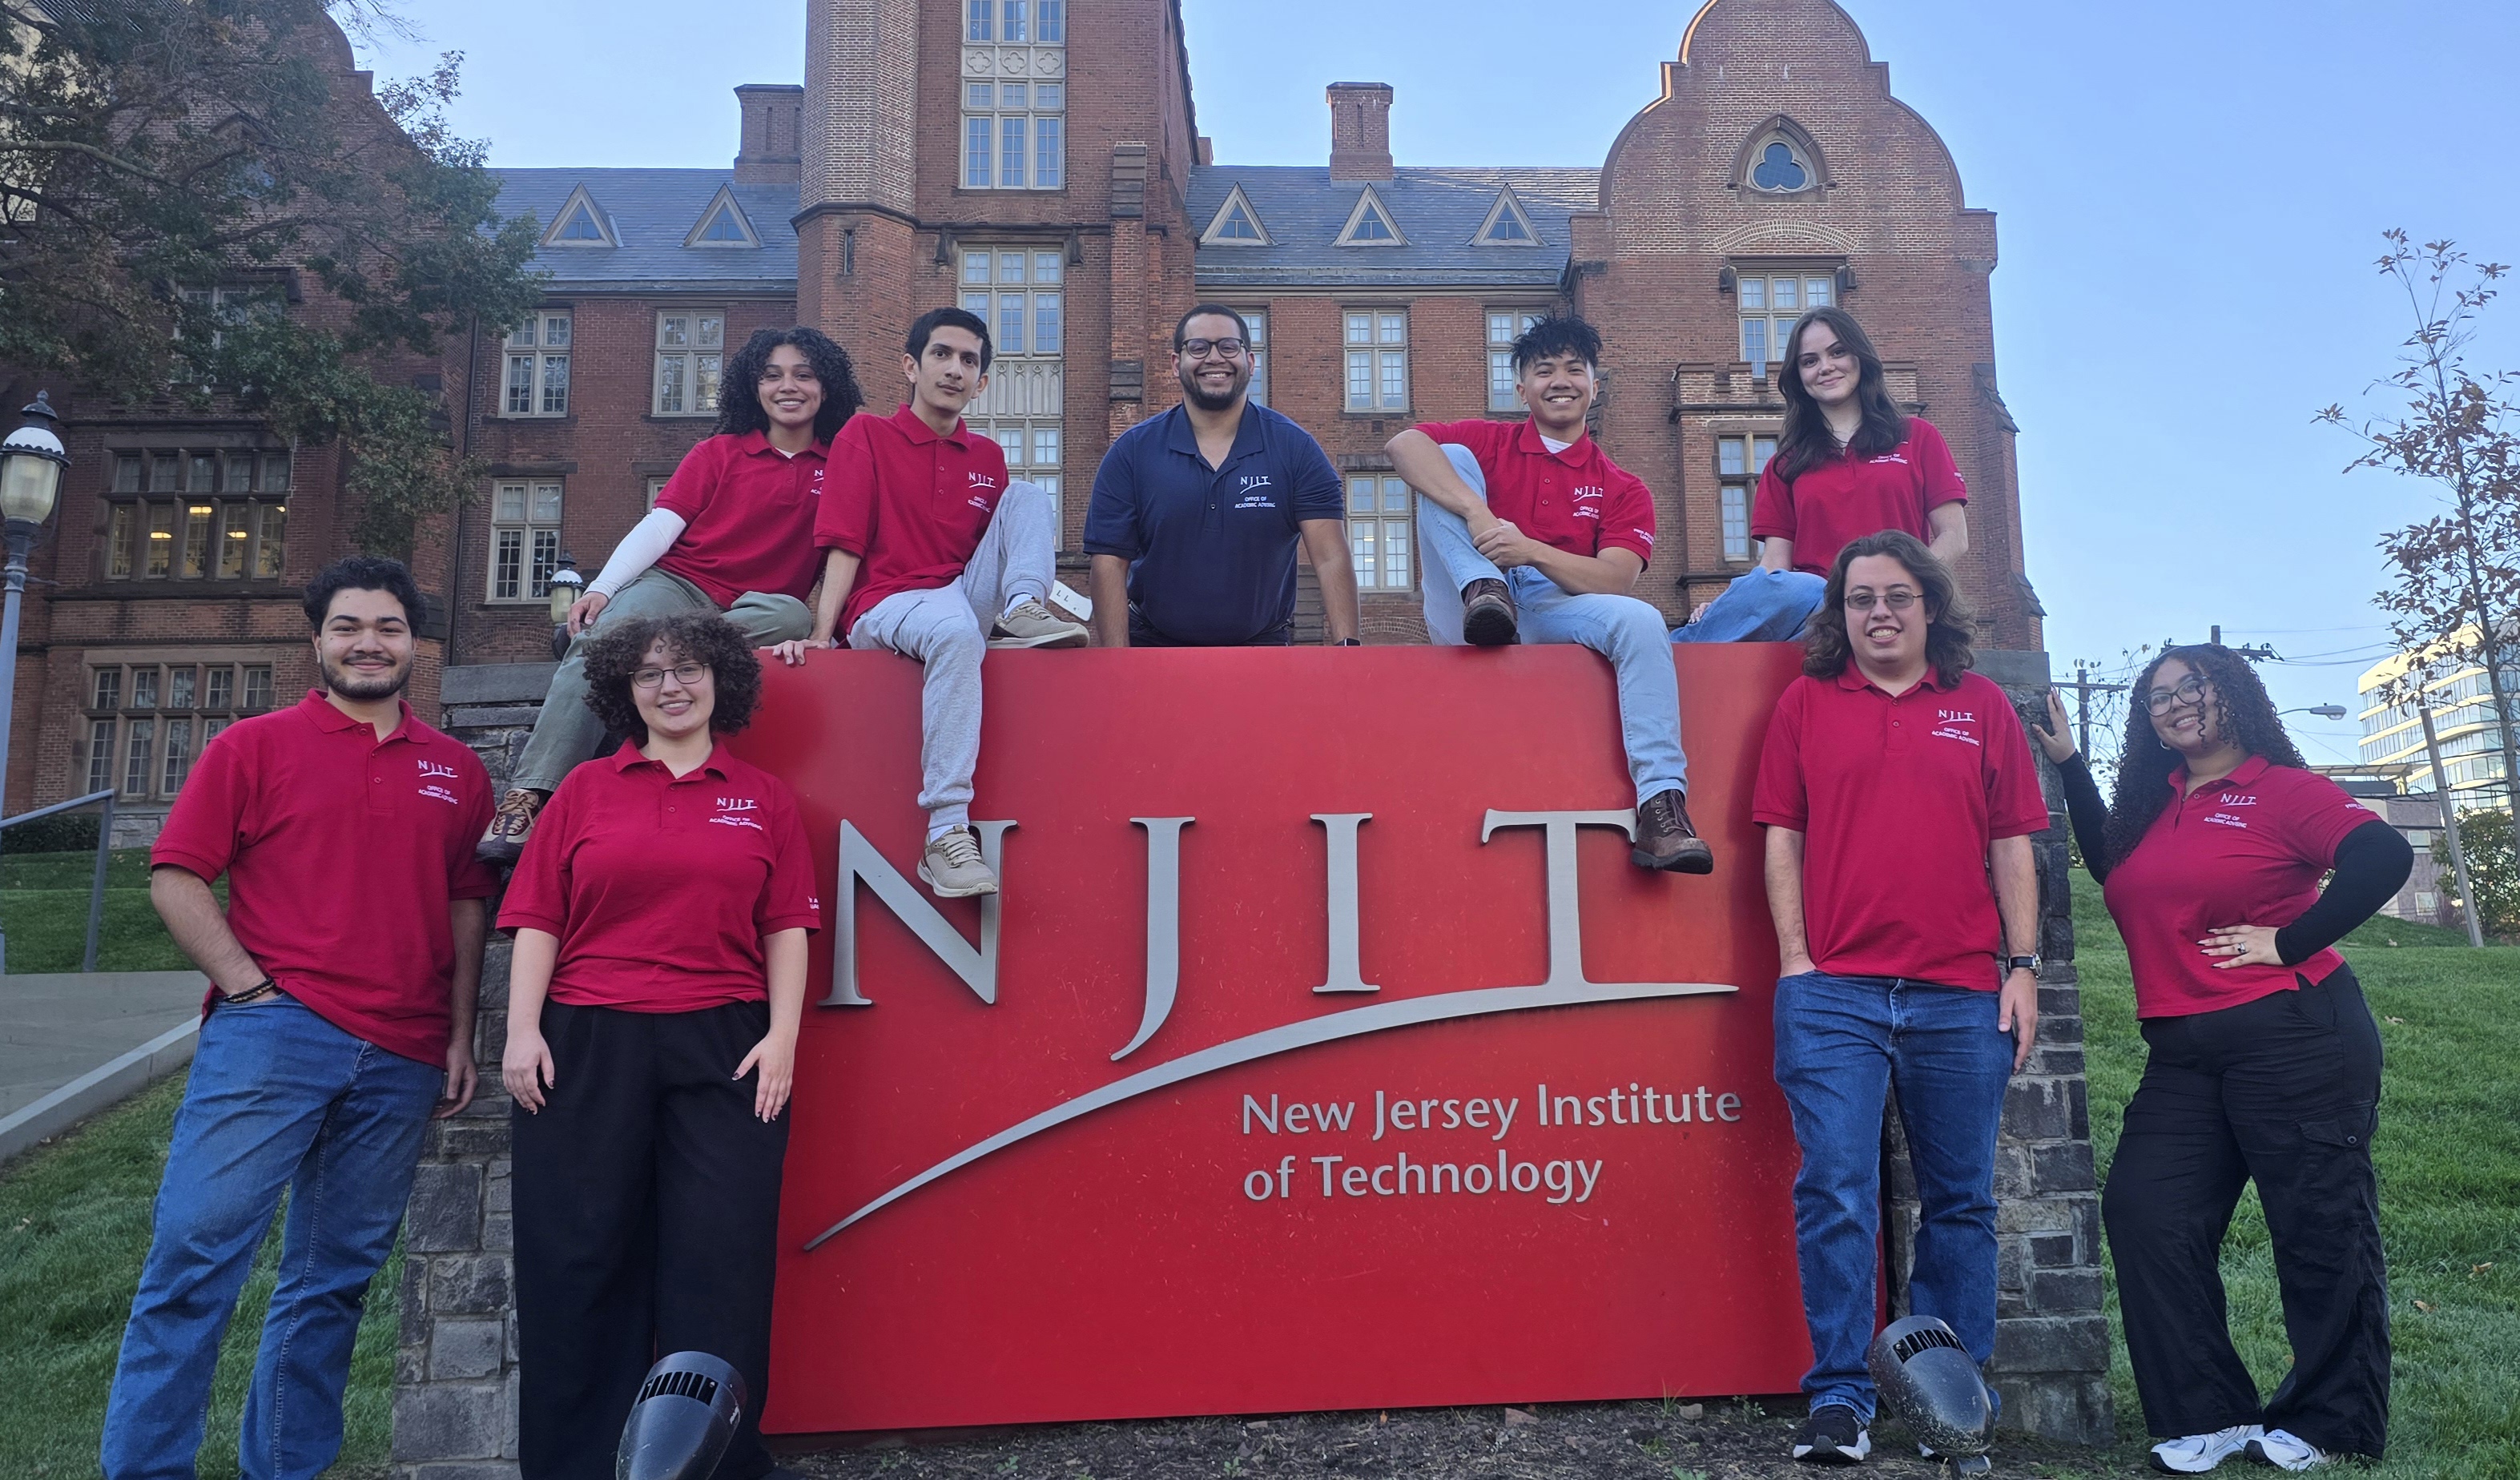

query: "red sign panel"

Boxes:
[735, 642, 1813, 1434]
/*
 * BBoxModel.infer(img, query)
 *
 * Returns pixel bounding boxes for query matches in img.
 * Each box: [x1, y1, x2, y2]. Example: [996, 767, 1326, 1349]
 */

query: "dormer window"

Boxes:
[541, 185, 618, 248]
[1334, 186, 1406, 247]
[1471, 188, 1541, 247]
[686, 187, 759, 249]
[1201, 185, 1271, 247]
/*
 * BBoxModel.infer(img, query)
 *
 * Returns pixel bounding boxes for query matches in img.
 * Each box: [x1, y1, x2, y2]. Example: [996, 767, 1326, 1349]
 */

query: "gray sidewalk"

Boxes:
[0, 970, 207, 1163]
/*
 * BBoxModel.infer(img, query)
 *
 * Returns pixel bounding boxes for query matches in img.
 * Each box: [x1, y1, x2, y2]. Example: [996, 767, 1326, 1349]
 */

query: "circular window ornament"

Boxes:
[1749, 139, 1812, 193]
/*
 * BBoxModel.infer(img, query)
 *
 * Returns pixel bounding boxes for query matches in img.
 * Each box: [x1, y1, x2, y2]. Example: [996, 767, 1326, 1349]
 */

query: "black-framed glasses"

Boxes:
[2144, 674, 2210, 715]
[631, 661, 710, 690]
[1842, 589, 1919, 613]
[1178, 337, 1247, 360]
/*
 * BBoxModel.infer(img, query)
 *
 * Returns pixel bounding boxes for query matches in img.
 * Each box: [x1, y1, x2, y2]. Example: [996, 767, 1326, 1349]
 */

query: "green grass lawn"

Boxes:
[0, 848, 199, 973]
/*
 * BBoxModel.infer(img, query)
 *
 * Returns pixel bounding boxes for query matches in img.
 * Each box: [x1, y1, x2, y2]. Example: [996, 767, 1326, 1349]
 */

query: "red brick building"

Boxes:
[10, 0, 2040, 829]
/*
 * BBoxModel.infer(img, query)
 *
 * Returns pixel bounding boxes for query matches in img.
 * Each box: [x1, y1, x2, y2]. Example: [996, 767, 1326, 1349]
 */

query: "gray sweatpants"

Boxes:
[511, 568, 811, 794]
[847, 482, 1057, 826]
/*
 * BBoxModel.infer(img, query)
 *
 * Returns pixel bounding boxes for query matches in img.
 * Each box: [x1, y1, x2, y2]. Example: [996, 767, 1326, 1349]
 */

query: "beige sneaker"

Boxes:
[477, 787, 545, 864]
[919, 826, 1000, 897]
[990, 598, 1088, 649]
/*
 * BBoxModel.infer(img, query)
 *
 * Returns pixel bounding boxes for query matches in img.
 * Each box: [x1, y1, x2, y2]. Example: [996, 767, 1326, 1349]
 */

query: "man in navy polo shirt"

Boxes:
[1085, 305, 1358, 647]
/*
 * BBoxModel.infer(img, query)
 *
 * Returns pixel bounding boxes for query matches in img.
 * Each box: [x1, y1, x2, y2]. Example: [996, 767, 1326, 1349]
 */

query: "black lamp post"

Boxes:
[0, 392, 69, 823]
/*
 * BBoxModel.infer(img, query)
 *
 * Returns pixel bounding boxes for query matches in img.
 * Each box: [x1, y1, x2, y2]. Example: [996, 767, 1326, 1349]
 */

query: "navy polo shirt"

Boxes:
[1084, 401, 1345, 645]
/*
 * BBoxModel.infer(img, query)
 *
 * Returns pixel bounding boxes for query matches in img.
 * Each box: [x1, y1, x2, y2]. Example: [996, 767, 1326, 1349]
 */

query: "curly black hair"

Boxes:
[1801, 529, 1977, 687]
[1773, 305, 1910, 484]
[2099, 643, 2306, 871]
[1510, 314, 1602, 375]
[715, 326, 865, 444]
[303, 556, 421, 629]
[579, 611, 764, 745]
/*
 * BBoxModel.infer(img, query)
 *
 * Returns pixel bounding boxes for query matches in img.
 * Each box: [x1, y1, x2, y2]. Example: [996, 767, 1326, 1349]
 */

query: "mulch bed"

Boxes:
[779, 1398, 2123, 1478]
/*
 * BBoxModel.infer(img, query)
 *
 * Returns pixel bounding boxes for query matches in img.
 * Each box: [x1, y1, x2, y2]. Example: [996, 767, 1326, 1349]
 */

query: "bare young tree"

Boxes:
[2320, 231, 2520, 859]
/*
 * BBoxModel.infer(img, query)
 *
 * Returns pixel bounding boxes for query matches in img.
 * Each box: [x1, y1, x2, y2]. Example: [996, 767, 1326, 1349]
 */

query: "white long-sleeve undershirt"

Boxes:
[587, 506, 690, 598]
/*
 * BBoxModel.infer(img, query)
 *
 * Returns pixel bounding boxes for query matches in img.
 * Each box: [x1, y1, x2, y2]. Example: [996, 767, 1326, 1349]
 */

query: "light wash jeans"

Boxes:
[1671, 565, 1828, 643]
[1771, 971, 2013, 1422]
[103, 996, 445, 1480]
[847, 481, 1057, 828]
[513, 568, 812, 794]
[1418, 444, 1688, 802]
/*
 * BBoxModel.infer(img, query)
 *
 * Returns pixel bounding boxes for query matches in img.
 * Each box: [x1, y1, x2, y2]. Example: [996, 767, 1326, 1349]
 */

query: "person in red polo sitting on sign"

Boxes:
[499, 612, 819, 1480]
[775, 305, 1087, 900]
[2034, 646, 2409, 1474]
[1674, 306, 1968, 645]
[480, 326, 863, 863]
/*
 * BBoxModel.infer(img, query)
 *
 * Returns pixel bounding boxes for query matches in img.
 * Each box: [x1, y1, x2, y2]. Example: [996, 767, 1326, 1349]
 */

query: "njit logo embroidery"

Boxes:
[712, 796, 766, 831]
[416, 758, 463, 804]
[2218, 793, 2258, 806]
[811, 468, 826, 493]
[1869, 452, 1911, 467]
[417, 760, 461, 780]
[2203, 811, 2251, 830]
[1233, 474, 1278, 511]
[968, 472, 1000, 491]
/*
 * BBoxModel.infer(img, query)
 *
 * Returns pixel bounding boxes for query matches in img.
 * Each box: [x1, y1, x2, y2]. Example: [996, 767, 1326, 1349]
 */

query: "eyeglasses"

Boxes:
[2144, 674, 2211, 715]
[631, 661, 710, 690]
[1842, 589, 1919, 613]
[1178, 338, 1247, 360]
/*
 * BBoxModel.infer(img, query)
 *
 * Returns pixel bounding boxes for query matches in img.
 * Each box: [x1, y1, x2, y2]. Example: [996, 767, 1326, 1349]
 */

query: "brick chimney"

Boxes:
[734, 83, 803, 185]
[1326, 82, 1393, 182]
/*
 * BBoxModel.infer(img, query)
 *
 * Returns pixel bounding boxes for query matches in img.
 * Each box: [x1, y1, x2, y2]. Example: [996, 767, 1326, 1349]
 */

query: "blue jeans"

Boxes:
[1419, 445, 1688, 802]
[1772, 971, 2013, 1421]
[1670, 566, 1827, 643]
[103, 996, 443, 1480]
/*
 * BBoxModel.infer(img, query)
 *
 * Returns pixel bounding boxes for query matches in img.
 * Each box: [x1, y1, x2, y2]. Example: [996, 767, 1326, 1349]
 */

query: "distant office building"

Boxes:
[2357, 622, 2518, 807]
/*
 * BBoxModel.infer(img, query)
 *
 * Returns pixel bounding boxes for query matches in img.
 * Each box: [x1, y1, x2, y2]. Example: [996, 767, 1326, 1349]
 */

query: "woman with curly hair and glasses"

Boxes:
[2031, 645, 2410, 1474]
[498, 611, 819, 1480]
[482, 325, 865, 863]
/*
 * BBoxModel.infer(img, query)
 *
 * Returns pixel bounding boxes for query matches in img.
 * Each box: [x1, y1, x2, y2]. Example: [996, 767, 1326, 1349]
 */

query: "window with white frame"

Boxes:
[83, 658, 269, 803]
[1715, 433, 1777, 565]
[489, 481, 565, 602]
[959, 247, 1066, 517]
[1486, 309, 1544, 412]
[103, 448, 291, 582]
[654, 311, 725, 416]
[646, 477, 670, 510]
[1345, 310, 1408, 412]
[504, 311, 572, 416]
[1347, 475, 1414, 592]
[1240, 309, 1269, 406]
[968, 0, 1065, 42]
[1736, 269, 1835, 374]
[962, 80, 1065, 190]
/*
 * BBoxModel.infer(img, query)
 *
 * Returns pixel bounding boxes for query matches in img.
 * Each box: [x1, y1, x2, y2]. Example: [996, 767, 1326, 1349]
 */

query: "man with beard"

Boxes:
[1085, 304, 1356, 646]
[104, 557, 496, 1480]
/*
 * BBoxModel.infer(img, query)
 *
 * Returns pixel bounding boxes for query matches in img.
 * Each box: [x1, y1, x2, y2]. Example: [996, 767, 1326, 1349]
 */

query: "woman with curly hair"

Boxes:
[497, 611, 819, 1480]
[482, 325, 865, 863]
[2031, 645, 2410, 1474]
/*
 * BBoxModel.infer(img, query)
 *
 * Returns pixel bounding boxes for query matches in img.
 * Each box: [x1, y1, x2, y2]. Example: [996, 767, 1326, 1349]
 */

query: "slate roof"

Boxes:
[1189, 165, 1599, 290]
[489, 169, 799, 293]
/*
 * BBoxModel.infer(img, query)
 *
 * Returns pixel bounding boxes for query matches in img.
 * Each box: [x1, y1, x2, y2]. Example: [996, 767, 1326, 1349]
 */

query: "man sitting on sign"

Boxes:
[774, 306, 1087, 900]
[1384, 313, 1711, 874]
[1085, 304, 1359, 648]
[1752, 530, 2043, 1466]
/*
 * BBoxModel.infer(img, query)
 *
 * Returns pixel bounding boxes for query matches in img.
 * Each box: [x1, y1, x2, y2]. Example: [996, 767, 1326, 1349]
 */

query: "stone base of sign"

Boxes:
[391, 653, 2111, 1475]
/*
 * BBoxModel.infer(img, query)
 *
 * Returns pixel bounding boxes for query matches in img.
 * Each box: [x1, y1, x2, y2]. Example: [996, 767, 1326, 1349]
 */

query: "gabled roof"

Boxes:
[1188, 165, 1597, 289]
[491, 169, 799, 292]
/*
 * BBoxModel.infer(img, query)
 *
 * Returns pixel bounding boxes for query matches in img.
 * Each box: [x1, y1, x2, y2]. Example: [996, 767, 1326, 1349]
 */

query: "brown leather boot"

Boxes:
[1632, 789, 1714, 874]
[1460, 578, 1518, 646]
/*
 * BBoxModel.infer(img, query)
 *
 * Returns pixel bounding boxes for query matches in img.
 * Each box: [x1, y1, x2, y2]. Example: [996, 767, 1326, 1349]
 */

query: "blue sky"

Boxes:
[351, 0, 2520, 764]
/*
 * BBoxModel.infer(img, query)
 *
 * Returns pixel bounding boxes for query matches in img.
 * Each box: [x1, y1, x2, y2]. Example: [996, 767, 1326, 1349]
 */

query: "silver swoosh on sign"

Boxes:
[801, 977, 1737, 1250]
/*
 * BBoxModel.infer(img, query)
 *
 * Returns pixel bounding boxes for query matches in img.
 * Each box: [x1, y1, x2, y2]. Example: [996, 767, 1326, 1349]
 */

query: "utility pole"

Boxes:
[2419, 702, 2488, 948]
[2059, 662, 2128, 758]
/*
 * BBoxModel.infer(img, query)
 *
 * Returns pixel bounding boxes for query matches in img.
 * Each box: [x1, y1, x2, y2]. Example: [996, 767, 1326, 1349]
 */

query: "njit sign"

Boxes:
[736, 644, 1814, 1434]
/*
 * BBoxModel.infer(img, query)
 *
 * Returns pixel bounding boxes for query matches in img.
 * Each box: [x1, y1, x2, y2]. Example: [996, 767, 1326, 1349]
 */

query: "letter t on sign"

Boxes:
[1311, 814, 1379, 994]
[1479, 810, 1641, 991]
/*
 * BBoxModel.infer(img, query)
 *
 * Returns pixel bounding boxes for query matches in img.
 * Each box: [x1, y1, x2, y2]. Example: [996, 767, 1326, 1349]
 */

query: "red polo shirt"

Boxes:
[2102, 754, 2377, 1019]
[652, 431, 832, 608]
[1753, 667, 2049, 990]
[497, 742, 820, 1013]
[1415, 418, 1656, 565]
[151, 691, 497, 1065]
[1751, 418, 1966, 576]
[816, 404, 1009, 636]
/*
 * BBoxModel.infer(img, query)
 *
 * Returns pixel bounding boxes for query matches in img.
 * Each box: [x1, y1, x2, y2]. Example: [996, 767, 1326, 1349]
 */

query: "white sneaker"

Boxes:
[2247, 1430, 2331, 1472]
[2149, 1425, 2261, 1474]
[919, 826, 999, 897]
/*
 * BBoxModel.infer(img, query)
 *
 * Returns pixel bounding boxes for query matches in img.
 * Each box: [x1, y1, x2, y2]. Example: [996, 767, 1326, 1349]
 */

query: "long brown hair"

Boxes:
[2099, 644, 2307, 871]
[1774, 305, 1909, 483]
[1801, 529, 1976, 688]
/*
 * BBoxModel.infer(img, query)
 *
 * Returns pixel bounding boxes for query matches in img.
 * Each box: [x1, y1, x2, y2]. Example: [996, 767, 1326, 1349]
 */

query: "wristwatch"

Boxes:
[1336, 637, 1363, 646]
[2005, 955, 2041, 975]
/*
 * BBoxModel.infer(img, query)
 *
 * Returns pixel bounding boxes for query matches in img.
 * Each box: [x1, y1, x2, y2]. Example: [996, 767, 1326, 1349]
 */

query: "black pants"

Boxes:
[1128, 608, 1293, 647]
[2102, 965, 2389, 1457]
[512, 999, 790, 1480]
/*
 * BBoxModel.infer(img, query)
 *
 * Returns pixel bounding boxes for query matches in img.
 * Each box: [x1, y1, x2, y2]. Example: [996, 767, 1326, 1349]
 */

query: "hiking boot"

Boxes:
[1789, 1405, 1870, 1465]
[990, 599, 1088, 649]
[2245, 1430, 2331, 1473]
[1632, 788, 1715, 874]
[477, 788, 545, 863]
[1459, 578, 1517, 646]
[919, 826, 1000, 898]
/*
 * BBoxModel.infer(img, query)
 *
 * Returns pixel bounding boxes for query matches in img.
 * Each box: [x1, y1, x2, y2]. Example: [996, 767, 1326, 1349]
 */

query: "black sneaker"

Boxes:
[1790, 1405, 1870, 1465]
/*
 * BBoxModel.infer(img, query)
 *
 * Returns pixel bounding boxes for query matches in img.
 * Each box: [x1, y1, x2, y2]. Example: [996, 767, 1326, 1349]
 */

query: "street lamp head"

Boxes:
[0, 392, 67, 528]
[545, 551, 586, 626]
[2309, 704, 2348, 721]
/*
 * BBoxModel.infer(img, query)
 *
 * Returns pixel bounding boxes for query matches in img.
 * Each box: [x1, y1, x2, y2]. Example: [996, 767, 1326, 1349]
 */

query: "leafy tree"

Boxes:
[0, 0, 543, 553]
[2434, 808, 2518, 939]
[2321, 231, 2520, 862]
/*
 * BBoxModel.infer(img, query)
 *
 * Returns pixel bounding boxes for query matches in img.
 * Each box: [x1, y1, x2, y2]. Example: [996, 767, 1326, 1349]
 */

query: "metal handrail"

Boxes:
[0, 787, 119, 974]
